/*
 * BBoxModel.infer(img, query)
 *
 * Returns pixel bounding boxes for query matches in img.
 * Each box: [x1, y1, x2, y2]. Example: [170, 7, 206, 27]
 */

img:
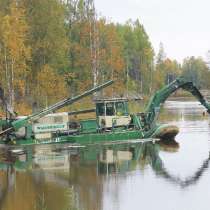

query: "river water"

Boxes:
[0, 99, 210, 210]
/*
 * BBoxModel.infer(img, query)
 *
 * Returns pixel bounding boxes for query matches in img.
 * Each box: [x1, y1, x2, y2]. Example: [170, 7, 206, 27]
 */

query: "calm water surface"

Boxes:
[0, 99, 210, 210]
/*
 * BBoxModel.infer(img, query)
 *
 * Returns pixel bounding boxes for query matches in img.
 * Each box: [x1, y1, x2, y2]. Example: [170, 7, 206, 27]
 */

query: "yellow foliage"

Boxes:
[1, 1, 31, 64]
[0, 0, 31, 112]
[15, 101, 32, 115]
[37, 64, 68, 106]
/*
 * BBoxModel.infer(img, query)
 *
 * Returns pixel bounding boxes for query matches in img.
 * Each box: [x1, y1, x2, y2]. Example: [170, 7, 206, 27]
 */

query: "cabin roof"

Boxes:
[94, 95, 143, 104]
[94, 98, 128, 104]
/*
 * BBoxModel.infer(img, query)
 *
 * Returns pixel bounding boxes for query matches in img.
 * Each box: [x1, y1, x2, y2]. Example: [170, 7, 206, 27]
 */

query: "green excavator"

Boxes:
[0, 77, 209, 145]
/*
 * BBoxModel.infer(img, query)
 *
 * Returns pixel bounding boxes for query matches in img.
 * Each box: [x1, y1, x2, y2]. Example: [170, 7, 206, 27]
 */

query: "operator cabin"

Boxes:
[95, 98, 131, 129]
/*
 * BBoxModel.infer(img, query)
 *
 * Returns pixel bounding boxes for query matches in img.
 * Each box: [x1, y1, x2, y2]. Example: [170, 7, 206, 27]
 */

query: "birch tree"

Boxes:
[0, 0, 30, 114]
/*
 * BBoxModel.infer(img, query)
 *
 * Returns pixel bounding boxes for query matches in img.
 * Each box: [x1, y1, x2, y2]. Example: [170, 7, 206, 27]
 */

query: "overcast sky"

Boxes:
[95, 0, 210, 62]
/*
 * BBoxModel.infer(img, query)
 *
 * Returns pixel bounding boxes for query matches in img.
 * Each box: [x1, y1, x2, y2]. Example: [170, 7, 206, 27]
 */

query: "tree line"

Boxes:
[0, 0, 209, 115]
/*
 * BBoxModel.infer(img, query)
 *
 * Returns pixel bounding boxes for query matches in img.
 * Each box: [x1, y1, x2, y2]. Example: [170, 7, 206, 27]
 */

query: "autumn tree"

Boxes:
[155, 58, 180, 89]
[36, 64, 68, 108]
[66, 0, 93, 93]
[154, 43, 181, 89]
[0, 0, 188, 115]
[23, 0, 69, 104]
[0, 0, 31, 114]
[66, 0, 125, 96]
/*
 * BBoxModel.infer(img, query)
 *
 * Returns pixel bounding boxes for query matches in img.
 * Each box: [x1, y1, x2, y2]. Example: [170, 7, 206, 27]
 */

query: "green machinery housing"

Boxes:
[0, 77, 210, 146]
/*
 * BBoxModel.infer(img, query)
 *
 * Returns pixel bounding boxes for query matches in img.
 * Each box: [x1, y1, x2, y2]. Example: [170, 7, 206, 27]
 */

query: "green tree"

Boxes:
[156, 42, 166, 65]
[182, 56, 209, 88]
[116, 19, 154, 94]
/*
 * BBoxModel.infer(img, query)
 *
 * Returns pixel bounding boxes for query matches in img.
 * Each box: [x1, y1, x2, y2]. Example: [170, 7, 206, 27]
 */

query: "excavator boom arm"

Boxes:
[145, 77, 210, 126]
[0, 80, 113, 136]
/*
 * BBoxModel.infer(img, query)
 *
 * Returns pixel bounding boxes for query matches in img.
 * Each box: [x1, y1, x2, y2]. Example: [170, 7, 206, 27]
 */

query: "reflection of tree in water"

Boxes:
[0, 148, 77, 210]
[69, 152, 104, 210]
[0, 169, 37, 210]
[0, 169, 8, 209]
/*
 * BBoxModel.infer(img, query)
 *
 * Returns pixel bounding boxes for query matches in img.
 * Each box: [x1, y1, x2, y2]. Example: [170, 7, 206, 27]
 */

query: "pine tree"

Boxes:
[156, 42, 166, 65]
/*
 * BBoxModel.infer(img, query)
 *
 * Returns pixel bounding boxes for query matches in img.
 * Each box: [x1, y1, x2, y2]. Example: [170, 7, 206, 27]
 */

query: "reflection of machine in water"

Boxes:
[0, 142, 160, 210]
[0, 140, 210, 209]
[158, 139, 180, 152]
[0, 139, 206, 179]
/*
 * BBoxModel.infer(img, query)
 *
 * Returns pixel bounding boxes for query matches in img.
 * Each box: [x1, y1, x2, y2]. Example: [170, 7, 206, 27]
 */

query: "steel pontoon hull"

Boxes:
[2, 124, 178, 146]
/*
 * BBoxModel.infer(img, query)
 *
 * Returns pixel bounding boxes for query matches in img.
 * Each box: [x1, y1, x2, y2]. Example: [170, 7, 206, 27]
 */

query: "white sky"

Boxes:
[95, 0, 210, 62]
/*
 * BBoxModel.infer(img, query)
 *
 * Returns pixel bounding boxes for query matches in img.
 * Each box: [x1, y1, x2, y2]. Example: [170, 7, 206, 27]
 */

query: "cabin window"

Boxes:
[116, 102, 125, 115]
[106, 103, 114, 116]
[97, 103, 105, 116]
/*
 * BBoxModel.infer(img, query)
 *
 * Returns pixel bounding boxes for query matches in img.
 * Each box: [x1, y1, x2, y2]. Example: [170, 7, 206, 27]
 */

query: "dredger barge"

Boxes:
[0, 77, 209, 146]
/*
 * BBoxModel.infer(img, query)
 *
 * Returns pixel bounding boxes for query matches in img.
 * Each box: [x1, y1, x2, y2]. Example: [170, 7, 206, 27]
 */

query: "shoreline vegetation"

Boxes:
[0, 0, 210, 117]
